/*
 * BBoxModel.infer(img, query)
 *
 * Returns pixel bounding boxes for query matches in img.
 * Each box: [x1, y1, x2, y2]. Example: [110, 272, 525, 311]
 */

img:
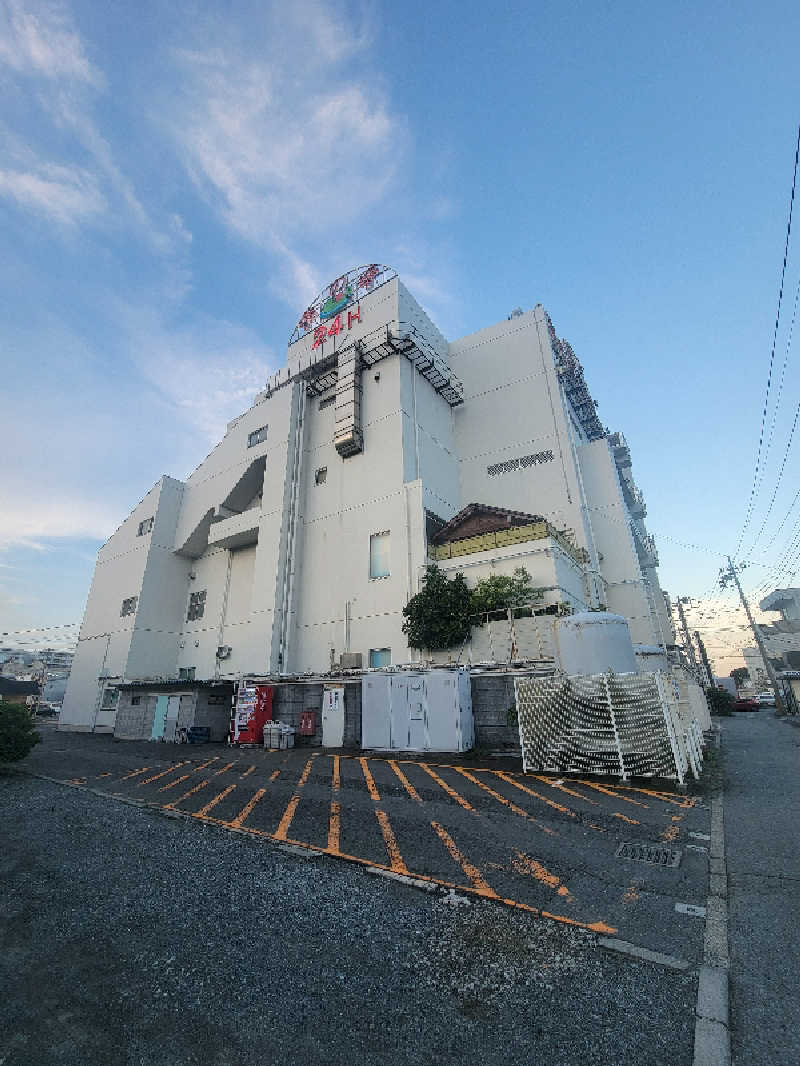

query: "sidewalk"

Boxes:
[721, 711, 800, 1065]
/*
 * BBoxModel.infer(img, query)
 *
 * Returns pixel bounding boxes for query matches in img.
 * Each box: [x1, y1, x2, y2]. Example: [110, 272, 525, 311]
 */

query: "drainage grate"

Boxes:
[615, 842, 682, 867]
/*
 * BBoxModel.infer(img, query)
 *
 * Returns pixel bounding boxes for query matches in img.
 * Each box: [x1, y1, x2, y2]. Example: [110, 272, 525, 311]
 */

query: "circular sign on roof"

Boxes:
[289, 264, 397, 345]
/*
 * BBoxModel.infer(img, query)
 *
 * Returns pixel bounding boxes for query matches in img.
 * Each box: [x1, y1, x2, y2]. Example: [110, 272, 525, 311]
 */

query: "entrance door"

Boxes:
[164, 695, 181, 743]
[151, 694, 168, 741]
[322, 686, 345, 748]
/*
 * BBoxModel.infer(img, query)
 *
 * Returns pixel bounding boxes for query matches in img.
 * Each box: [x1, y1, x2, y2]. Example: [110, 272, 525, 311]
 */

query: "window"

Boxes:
[369, 531, 390, 578]
[137, 517, 154, 536]
[120, 596, 137, 617]
[248, 426, 268, 448]
[187, 590, 206, 621]
[319, 395, 335, 410]
[178, 667, 196, 681]
[100, 686, 119, 711]
[369, 648, 391, 668]
[315, 467, 328, 485]
[131, 695, 141, 706]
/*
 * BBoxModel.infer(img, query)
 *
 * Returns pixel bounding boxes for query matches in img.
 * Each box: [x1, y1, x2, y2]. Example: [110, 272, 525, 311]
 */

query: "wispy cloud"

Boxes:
[165, 4, 407, 309]
[0, 0, 99, 84]
[0, 162, 104, 222]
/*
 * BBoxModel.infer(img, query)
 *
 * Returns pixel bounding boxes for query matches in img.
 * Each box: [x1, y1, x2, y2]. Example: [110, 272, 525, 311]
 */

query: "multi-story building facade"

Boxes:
[60, 267, 671, 731]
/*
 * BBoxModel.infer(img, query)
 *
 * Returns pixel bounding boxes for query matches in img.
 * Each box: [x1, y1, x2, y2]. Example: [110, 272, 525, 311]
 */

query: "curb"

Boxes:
[693, 724, 730, 1066]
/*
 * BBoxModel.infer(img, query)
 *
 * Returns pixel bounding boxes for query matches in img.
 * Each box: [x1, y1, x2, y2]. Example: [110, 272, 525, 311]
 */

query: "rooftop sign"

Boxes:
[289, 264, 397, 346]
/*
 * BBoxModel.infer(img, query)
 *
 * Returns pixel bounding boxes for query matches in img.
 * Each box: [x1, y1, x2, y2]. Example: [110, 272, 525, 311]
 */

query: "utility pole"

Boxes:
[719, 556, 785, 714]
[675, 597, 700, 681]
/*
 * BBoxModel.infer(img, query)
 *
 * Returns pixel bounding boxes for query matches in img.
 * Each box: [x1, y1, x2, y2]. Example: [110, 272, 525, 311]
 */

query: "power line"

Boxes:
[733, 123, 800, 560]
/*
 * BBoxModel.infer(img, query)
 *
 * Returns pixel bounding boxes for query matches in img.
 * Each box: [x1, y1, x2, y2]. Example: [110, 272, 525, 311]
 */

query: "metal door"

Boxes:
[390, 675, 411, 750]
[407, 676, 426, 751]
[151, 694, 168, 741]
[361, 676, 391, 748]
[322, 686, 345, 748]
[163, 695, 180, 743]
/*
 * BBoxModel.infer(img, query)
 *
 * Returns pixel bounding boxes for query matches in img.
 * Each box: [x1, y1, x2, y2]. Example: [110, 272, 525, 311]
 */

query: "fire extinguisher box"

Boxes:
[299, 711, 316, 737]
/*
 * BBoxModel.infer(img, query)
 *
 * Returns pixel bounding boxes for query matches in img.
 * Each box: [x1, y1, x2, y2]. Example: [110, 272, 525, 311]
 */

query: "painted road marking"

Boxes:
[359, 757, 381, 802]
[240, 765, 257, 779]
[328, 756, 341, 853]
[376, 809, 409, 874]
[214, 761, 236, 776]
[451, 767, 556, 835]
[193, 756, 220, 772]
[388, 760, 422, 803]
[138, 762, 189, 787]
[675, 902, 707, 917]
[121, 766, 151, 780]
[273, 756, 316, 842]
[159, 773, 193, 792]
[229, 788, 267, 829]
[164, 779, 210, 810]
[577, 781, 650, 808]
[194, 784, 237, 819]
[420, 764, 475, 811]
[431, 821, 497, 897]
[491, 771, 575, 816]
[533, 776, 600, 805]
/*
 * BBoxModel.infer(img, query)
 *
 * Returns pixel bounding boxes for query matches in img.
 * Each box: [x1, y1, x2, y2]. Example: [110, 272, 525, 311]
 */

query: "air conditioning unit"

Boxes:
[339, 652, 362, 670]
[216, 646, 232, 660]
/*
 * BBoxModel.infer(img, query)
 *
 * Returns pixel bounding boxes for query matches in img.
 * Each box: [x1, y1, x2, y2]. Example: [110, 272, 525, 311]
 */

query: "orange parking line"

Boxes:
[96, 772, 112, 779]
[613, 812, 640, 826]
[578, 782, 649, 808]
[273, 756, 315, 841]
[328, 756, 342, 853]
[229, 789, 267, 829]
[420, 764, 474, 811]
[431, 821, 497, 897]
[163, 779, 210, 810]
[532, 776, 600, 804]
[452, 767, 555, 835]
[360, 758, 380, 802]
[159, 773, 192, 792]
[240, 765, 256, 779]
[376, 809, 409, 874]
[138, 762, 188, 786]
[194, 784, 237, 818]
[193, 756, 220, 772]
[121, 766, 151, 780]
[388, 760, 422, 803]
[493, 771, 575, 816]
[214, 761, 236, 776]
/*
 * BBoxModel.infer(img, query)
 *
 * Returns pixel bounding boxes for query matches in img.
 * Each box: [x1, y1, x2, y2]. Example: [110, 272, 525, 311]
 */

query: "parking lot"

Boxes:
[26, 728, 713, 962]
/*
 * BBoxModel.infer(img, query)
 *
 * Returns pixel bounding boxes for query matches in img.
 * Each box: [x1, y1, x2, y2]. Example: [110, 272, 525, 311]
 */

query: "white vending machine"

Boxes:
[361, 669, 473, 753]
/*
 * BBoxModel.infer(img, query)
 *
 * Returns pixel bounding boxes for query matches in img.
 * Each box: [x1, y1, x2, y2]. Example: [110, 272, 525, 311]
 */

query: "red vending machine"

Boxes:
[231, 681, 274, 744]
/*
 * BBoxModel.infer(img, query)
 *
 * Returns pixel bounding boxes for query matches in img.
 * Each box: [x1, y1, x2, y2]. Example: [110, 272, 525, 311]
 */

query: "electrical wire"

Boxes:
[733, 123, 800, 560]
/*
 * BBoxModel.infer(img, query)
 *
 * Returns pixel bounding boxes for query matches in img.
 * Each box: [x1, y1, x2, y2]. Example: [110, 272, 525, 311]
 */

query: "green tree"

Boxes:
[706, 686, 734, 716]
[730, 667, 750, 690]
[0, 703, 41, 762]
[471, 567, 541, 618]
[402, 565, 474, 650]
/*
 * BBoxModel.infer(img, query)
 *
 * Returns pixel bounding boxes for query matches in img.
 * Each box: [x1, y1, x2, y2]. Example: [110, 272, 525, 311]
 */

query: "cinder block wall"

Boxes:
[470, 675, 521, 753]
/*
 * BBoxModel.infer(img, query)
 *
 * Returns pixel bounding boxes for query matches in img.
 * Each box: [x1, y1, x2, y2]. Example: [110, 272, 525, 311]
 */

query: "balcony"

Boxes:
[207, 508, 260, 550]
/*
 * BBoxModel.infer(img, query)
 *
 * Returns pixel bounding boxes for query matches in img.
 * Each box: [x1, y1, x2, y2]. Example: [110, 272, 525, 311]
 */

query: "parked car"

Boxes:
[733, 696, 760, 712]
[36, 703, 59, 717]
[756, 692, 776, 706]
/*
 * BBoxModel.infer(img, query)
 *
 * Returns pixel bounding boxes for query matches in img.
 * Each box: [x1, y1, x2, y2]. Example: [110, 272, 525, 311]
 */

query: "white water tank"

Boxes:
[555, 612, 638, 676]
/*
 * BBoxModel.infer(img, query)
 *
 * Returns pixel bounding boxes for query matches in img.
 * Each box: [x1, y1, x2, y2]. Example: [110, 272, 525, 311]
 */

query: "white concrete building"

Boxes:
[60, 267, 671, 731]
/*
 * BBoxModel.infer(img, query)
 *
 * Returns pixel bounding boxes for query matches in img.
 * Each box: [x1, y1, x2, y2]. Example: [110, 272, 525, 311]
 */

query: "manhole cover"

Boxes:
[615, 842, 682, 867]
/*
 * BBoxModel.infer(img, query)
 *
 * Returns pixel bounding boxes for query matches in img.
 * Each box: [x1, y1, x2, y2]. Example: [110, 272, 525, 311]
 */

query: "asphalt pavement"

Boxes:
[721, 710, 800, 1066]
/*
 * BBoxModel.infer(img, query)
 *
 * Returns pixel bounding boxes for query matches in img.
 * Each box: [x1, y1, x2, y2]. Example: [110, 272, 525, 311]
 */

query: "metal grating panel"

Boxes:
[514, 671, 701, 784]
[615, 842, 682, 867]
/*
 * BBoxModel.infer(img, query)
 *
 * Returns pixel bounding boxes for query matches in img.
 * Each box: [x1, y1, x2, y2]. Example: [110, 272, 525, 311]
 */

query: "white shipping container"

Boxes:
[361, 669, 473, 753]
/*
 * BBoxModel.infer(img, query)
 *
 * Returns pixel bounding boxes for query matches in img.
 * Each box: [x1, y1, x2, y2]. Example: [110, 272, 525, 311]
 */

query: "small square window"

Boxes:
[248, 426, 268, 448]
[369, 531, 390, 578]
[187, 590, 206, 621]
[120, 596, 138, 617]
[315, 467, 328, 485]
[131, 695, 141, 706]
[137, 517, 154, 536]
[369, 648, 391, 668]
[178, 667, 196, 681]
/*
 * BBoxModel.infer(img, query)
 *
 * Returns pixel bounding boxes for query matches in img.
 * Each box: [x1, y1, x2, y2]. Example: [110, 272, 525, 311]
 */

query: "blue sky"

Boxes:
[2, 0, 799, 672]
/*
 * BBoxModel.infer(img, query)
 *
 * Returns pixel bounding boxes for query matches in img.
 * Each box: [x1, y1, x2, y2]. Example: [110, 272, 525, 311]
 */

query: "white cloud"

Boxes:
[166, 6, 407, 309]
[0, 0, 99, 84]
[0, 495, 119, 550]
[0, 162, 104, 223]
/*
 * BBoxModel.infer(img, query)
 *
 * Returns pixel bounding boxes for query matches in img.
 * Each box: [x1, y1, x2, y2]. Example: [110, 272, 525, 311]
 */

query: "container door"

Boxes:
[322, 686, 345, 748]
[387, 675, 408, 750]
[151, 694, 168, 741]
[361, 677, 391, 748]
[424, 673, 454, 751]
[407, 676, 426, 751]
